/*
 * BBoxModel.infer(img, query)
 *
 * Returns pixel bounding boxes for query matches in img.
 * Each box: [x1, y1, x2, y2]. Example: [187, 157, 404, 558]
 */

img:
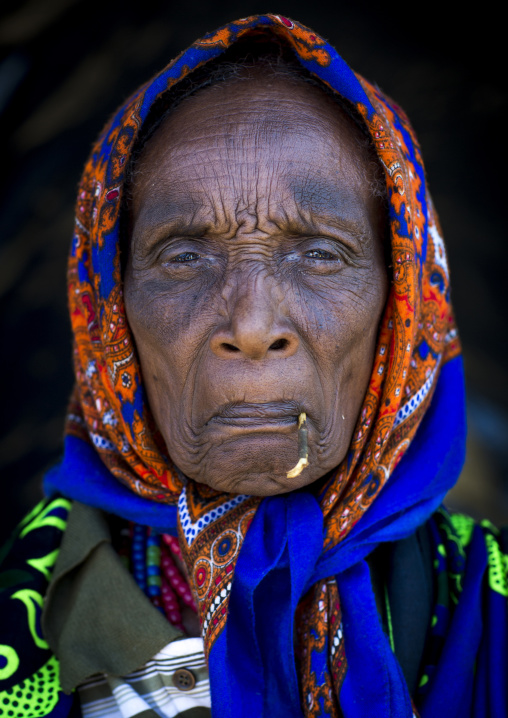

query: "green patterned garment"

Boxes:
[0, 498, 72, 717]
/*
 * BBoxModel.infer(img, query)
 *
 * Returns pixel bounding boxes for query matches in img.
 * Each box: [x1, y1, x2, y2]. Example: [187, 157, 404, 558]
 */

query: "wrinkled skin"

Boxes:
[124, 69, 388, 496]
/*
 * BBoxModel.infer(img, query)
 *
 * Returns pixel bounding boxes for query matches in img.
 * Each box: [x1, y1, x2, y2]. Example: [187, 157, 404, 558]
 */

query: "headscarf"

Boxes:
[46, 14, 471, 718]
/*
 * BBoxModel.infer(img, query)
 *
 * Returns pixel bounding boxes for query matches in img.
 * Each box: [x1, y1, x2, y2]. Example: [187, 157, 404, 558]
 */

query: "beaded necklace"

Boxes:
[129, 524, 197, 632]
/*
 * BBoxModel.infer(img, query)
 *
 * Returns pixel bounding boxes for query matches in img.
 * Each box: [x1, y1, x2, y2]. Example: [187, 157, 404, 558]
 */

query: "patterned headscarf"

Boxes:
[63, 15, 465, 718]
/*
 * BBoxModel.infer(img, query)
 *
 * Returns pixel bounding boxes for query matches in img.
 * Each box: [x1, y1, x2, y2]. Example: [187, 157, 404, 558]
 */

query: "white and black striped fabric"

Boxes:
[78, 637, 211, 718]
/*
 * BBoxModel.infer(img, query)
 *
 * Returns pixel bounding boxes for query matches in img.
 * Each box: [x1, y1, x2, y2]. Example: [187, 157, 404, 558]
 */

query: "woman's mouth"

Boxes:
[208, 401, 303, 430]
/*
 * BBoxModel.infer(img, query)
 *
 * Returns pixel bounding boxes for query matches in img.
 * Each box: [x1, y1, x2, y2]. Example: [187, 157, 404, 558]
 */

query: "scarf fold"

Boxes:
[47, 13, 491, 718]
[336, 560, 413, 717]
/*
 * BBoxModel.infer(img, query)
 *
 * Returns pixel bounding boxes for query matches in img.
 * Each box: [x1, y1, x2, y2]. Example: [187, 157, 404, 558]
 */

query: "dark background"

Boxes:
[1, 0, 507, 543]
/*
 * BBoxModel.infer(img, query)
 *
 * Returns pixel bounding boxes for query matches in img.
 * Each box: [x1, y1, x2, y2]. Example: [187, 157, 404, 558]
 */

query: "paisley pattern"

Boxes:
[178, 482, 258, 651]
[295, 579, 346, 715]
[65, 14, 460, 715]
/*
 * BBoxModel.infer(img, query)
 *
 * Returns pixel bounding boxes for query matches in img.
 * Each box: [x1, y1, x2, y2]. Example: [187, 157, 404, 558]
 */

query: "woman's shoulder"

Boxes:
[0, 497, 194, 718]
[392, 507, 508, 706]
[396, 506, 508, 612]
[0, 497, 78, 717]
[428, 506, 508, 589]
[372, 507, 508, 699]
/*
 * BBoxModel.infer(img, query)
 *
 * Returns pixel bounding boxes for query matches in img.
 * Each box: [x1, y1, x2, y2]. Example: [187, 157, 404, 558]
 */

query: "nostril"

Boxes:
[269, 338, 289, 351]
[221, 342, 240, 353]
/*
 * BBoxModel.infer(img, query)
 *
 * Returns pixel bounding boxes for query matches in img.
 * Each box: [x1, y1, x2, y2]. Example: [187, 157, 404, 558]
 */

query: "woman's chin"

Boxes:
[197, 469, 314, 496]
[180, 438, 327, 496]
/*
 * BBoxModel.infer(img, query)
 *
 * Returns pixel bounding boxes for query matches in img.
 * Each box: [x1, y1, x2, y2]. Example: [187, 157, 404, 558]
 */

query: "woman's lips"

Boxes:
[208, 401, 302, 430]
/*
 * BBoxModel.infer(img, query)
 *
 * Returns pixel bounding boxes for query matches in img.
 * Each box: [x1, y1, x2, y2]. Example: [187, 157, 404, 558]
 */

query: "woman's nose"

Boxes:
[210, 273, 299, 361]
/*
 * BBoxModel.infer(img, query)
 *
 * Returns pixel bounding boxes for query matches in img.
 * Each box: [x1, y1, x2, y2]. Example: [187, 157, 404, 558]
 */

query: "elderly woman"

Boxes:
[1, 14, 506, 718]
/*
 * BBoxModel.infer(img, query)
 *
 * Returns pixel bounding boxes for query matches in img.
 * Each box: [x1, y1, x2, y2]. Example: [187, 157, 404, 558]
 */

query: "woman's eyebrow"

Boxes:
[290, 178, 369, 228]
[133, 199, 205, 243]
[132, 179, 370, 245]
[286, 183, 367, 239]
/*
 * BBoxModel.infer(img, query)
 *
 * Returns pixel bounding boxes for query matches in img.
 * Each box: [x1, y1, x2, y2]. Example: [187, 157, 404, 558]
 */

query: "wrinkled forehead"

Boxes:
[126, 33, 377, 186]
[125, 63, 386, 222]
[138, 75, 372, 187]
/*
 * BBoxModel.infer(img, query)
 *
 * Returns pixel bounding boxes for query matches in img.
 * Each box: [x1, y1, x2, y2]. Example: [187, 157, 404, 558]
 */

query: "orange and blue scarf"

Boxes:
[43, 14, 507, 718]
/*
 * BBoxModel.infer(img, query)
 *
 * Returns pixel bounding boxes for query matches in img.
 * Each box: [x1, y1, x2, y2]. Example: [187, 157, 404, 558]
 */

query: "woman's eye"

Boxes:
[304, 248, 337, 260]
[171, 251, 200, 263]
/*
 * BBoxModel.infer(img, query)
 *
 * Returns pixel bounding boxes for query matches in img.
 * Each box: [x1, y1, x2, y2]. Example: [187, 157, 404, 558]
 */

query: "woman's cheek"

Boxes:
[125, 272, 214, 350]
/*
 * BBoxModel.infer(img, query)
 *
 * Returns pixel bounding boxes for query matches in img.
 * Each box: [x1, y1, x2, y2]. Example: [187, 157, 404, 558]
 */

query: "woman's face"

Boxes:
[124, 71, 388, 496]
